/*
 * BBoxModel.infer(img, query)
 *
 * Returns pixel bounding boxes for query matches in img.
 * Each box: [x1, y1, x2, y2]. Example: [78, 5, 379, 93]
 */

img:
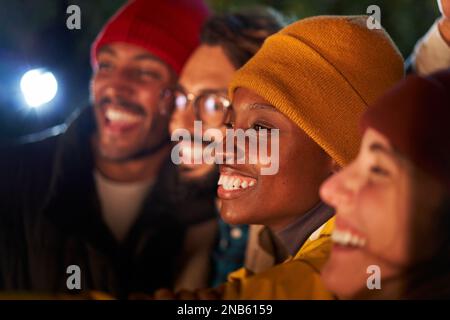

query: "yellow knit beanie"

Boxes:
[229, 15, 404, 166]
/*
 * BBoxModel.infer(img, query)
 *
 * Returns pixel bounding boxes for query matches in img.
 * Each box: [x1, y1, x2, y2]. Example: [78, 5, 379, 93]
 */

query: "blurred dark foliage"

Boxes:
[0, 0, 440, 140]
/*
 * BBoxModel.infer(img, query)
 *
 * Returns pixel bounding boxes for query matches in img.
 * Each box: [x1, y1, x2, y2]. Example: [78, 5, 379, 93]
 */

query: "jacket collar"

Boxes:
[276, 201, 335, 257]
[40, 107, 116, 251]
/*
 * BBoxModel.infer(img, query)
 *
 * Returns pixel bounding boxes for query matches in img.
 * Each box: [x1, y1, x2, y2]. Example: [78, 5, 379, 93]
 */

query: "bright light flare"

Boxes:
[20, 69, 58, 108]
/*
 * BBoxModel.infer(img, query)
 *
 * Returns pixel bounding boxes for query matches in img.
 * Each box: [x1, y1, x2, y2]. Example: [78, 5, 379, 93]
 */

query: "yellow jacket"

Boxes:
[221, 218, 335, 300]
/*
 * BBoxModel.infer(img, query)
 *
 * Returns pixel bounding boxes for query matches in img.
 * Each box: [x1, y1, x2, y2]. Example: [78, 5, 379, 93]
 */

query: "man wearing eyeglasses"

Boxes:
[168, 54, 234, 292]
[167, 9, 284, 293]
[0, 0, 211, 299]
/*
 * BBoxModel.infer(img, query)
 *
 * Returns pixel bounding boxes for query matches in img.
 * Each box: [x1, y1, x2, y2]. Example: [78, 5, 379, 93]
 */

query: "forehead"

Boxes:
[361, 128, 409, 171]
[179, 45, 236, 92]
[98, 43, 170, 65]
[362, 128, 392, 150]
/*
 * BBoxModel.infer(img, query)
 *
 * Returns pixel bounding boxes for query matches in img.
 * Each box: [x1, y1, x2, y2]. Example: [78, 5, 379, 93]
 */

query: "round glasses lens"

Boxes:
[198, 94, 228, 125]
[204, 96, 219, 113]
[174, 93, 188, 110]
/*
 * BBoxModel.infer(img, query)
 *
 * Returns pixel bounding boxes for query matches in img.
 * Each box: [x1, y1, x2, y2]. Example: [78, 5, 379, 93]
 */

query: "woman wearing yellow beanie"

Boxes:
[215, 15, 404, 300]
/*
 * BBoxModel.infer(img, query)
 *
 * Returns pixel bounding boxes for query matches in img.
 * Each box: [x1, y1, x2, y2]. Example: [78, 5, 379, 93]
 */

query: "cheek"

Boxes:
[258, 140, 329, 215]
[139, 87, 160, 108]
[357, 184, 410, 266]
[279, 139, 330, 194]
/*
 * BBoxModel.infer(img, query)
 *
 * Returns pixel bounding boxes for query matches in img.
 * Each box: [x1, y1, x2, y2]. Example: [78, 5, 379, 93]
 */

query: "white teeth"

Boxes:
[233, 179, 241, 190]
[222, 176, 228, 188]
[350, 236, 362, 247]
[222, 176, 229, 190]
[331, 229, 366, 248]
[227, 178, 234, 189]
[342, 232, 351, 245]
[230, 179, 236, 190]
[106, 109, 141, 123]
[223, 178, 230, 190]
[225, 177, 234, 191]
[218, 174, 256, 191]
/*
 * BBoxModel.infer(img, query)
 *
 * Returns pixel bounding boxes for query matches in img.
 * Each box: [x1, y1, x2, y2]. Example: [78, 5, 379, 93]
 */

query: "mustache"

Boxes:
[97, 96, 146, 116]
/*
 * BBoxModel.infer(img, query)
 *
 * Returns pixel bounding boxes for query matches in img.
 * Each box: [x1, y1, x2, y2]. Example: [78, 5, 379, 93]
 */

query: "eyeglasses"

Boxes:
[173, 88, 231, 127]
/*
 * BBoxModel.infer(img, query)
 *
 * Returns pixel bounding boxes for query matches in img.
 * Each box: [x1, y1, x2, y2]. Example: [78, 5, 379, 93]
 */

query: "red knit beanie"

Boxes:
[91, 0, 210, 75]
[361, 69, 450, 189]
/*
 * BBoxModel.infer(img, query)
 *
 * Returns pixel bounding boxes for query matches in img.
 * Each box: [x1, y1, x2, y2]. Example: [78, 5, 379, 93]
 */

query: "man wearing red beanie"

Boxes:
[0, 0, 213, 299]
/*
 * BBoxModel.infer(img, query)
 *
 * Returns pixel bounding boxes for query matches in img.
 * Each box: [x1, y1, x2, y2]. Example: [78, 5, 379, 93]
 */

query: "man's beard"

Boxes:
[179, 165, 220, 190]
[97, 136, 170, 163]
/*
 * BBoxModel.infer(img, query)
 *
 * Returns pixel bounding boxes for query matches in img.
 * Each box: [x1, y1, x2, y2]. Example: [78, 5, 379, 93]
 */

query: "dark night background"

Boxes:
[0, 0, 440, 144]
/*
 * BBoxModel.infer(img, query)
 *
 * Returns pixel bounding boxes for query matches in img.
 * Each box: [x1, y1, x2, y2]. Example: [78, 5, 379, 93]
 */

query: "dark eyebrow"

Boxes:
[247, 103, 278, 112]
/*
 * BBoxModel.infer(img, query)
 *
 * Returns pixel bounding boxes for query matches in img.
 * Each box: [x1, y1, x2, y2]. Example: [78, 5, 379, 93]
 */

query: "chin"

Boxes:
[322, 264, 364, 300]
[219, 203, 253, 225]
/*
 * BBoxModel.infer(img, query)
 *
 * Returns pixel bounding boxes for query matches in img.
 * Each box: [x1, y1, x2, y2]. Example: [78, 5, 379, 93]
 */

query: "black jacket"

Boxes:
[0, 107, 216, 298]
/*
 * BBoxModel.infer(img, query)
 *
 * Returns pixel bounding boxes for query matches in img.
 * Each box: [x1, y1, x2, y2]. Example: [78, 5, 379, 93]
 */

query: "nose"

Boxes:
[320, 162, 359, 211]
[101, 70, 134, 100]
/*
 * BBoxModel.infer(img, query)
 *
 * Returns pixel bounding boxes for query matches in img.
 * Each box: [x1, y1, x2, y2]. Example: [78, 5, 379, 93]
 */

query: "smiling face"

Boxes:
[169, 45, 236, 180]
[320, 128, 445, 299]
[217, 88, 334, 231]
[91, 42, 175, 161]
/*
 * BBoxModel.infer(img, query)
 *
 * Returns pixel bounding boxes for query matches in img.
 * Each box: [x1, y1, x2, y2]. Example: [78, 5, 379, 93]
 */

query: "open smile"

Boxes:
[331, 218, 367, 251]
[217, 166, 258, 200]
[102, 106, 145, 134]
